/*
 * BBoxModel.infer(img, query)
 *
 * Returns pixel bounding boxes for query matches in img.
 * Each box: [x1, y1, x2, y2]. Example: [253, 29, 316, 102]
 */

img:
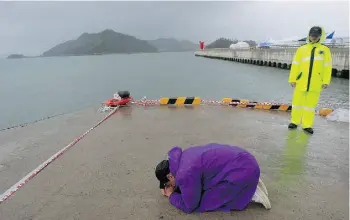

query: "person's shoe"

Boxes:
[258, 178, 268, 196]
[288, 123, 297, 129]
[303, 127, 314, 134]
[252, 184, 271, 209]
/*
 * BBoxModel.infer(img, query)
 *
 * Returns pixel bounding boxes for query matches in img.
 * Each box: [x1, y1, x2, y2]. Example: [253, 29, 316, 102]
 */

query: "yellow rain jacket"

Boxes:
[288, 26, 332, 92]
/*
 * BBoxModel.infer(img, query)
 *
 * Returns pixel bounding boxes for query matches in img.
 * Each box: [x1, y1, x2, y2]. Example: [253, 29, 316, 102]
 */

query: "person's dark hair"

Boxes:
[309, 26, 322, 37]
[155, 160, 170, 189]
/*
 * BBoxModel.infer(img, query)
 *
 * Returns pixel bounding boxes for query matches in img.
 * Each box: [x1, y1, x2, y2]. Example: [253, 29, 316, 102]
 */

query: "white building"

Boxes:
[229, 41, 250, 50]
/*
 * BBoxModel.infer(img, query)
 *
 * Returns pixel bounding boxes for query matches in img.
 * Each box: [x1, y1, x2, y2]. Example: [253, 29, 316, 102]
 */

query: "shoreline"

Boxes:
[5, 50, 196, 60]
[2, 97, 349, 132]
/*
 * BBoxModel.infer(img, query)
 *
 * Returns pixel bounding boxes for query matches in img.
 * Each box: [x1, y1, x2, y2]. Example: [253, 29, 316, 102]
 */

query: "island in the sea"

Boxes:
[7, 54, 27, 59]
[42, 29, 158, 57]
[6, 29, 199, 58]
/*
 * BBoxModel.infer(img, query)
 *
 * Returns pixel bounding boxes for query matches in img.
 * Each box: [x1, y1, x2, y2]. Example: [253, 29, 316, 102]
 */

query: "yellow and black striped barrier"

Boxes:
[104, 95, 334, 117]
[160, 97, 201, 105]
[222, 98, 293, 111]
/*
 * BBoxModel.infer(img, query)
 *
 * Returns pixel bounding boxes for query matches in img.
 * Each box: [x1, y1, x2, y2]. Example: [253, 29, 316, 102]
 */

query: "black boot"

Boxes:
[303, 128, 314, 134]
[288, 123, 297, 129]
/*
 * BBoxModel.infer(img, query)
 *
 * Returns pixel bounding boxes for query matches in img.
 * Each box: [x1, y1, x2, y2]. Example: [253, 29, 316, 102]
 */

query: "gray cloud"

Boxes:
[0, 1, 348, 55]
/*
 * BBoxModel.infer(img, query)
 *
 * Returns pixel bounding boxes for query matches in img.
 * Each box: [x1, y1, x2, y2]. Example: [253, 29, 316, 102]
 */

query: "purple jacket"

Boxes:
[168, 143, 260, 213]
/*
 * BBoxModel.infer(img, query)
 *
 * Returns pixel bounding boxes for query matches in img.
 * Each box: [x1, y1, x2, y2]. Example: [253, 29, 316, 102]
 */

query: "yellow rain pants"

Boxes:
[291, 90, 320, 128]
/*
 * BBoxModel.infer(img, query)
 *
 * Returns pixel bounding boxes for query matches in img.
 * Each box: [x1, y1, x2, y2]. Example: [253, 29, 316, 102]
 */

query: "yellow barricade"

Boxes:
[160, 97, 201, 105]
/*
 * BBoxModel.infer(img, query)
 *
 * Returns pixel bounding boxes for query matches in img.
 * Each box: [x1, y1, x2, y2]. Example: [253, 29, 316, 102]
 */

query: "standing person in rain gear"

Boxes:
[155, 143, 271, 214]
[288, 26, 333, 134]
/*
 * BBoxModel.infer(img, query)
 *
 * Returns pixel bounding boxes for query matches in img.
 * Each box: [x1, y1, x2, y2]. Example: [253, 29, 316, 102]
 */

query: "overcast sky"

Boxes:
[0, 1, 348, 55]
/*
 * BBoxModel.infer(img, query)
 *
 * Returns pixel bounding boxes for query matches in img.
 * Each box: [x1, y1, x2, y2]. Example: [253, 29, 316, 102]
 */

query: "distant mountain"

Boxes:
[42, 29, 158, 57]
[147, 38, 198, 52]
[206, 38, 239, 49]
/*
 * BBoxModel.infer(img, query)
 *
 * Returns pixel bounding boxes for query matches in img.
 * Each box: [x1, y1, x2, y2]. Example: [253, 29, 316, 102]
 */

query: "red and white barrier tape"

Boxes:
[128, 99, 334, 116]
[132, 99, 160, 105]
[130, 99, 288, 106]
[98, 98, 290, 107]
[0, 106, 120, 204]
[105, 98, 338, 109]
[201, 100, 224, 105]
[131, 99, 224, 106]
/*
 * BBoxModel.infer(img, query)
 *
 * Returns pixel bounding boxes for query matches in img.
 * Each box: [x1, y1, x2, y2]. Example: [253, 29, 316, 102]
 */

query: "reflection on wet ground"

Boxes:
[276, 130, 310, 187]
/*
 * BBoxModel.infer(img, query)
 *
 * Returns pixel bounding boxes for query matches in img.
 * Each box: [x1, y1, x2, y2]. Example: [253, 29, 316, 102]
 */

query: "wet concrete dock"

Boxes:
[0, 105, 348, 220]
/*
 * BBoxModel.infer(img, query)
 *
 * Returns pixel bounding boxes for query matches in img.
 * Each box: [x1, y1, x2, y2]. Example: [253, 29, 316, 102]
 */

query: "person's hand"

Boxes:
[160, 189, 166, 196]
[290, 82, 296, 87]
[322, 84, 328, 89]
[164, 186, 174, 197]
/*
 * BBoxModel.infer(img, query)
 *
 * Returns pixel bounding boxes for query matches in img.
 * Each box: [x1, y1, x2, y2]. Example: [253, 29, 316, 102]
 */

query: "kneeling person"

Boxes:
[155, 143, 271, 213]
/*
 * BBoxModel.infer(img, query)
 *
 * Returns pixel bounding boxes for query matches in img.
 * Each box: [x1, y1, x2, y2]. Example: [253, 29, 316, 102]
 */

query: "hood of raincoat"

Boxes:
[168, 146, 182, 177]
[306, 26, 327, 44]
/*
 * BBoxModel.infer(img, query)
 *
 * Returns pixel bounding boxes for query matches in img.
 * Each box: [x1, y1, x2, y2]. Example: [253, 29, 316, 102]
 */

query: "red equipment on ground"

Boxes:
[104, 91, 132, 107]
